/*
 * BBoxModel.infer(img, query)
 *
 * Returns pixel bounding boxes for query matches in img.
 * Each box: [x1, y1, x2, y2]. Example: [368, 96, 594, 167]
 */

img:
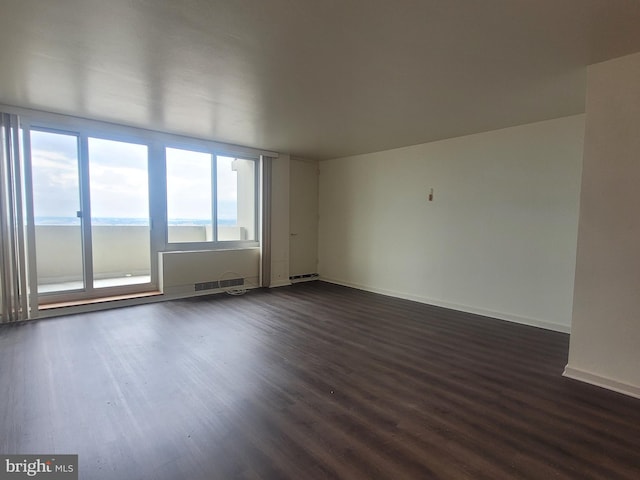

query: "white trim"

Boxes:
[269, 280, 292, 288]
[319, 276, 571, 333]
[563, 366, 640, 400]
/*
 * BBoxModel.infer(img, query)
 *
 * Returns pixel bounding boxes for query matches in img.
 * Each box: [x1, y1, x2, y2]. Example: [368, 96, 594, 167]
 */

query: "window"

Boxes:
[166, 148, 257, 244]
[217, 156, 256, 242]
[88, 138, 150, 287]
[30, 130, 84, 293]
[166, 148, 213, 243]
[13, 108, 265, 306]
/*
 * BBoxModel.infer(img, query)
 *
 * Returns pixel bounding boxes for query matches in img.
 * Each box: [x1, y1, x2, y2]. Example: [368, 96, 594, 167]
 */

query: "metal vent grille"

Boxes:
[194, 278, 244, 292]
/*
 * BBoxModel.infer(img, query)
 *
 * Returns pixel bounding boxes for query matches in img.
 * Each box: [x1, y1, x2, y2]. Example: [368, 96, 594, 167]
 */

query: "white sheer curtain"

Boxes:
[0, 112, 30, 322]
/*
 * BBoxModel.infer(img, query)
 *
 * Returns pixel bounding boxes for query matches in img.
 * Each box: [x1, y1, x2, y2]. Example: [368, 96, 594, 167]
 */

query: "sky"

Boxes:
[30, 130, 242, 224]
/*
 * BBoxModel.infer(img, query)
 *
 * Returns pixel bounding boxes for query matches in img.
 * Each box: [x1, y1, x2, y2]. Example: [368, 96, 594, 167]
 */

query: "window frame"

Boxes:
[24, 121, 159, 303]
[162, 143, 260, 251]
[7, 106, 271, 307]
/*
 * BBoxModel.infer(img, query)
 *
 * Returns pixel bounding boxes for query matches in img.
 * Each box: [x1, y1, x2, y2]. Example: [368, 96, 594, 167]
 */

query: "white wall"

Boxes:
[270, 154, 291, 287]
[319, 115, 585, 332]
[565, 52, 640, 398]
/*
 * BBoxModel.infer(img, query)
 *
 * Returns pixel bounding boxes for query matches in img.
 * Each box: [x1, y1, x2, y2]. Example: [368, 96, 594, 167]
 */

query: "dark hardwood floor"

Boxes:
[1, 281, 639, 479]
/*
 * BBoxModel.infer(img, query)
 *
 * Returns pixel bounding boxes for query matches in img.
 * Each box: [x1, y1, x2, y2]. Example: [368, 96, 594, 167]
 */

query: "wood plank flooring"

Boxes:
[1, 281, 639, 479]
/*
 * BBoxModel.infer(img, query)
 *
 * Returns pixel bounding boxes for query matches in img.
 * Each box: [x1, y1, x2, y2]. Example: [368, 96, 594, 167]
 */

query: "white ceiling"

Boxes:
[1, 0, 640, 160]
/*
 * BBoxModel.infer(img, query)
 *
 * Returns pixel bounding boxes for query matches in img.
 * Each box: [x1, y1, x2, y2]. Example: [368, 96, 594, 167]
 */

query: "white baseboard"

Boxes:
[319, 276, 571, 334]
[269, 280, 292, 288]
[563, 366, 640, 399]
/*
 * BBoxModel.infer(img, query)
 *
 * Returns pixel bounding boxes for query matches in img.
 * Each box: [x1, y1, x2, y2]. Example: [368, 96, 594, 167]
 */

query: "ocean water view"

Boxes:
[35, 217, 237, 226]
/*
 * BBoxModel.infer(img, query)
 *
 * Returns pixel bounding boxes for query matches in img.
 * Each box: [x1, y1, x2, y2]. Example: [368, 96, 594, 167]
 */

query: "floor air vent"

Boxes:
[290, 273, 319, 281]
[194, 278, 244, 292]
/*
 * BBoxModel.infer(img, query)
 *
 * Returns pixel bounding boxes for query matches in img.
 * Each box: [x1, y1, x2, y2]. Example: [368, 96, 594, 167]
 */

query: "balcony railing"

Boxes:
[35, 225, 245, 292]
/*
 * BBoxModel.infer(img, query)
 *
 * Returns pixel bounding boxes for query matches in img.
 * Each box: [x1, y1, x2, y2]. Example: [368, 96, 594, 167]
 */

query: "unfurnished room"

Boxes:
[1, 1, 640, 479]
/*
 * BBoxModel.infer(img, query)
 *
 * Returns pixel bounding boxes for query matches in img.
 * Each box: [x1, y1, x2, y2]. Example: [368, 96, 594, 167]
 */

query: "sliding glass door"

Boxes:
[29, 128, 154, 302]
[31, 130, 85, 294]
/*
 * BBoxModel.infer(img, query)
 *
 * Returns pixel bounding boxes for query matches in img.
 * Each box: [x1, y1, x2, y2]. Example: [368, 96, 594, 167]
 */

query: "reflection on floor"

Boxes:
[38, 275, 151, 294]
